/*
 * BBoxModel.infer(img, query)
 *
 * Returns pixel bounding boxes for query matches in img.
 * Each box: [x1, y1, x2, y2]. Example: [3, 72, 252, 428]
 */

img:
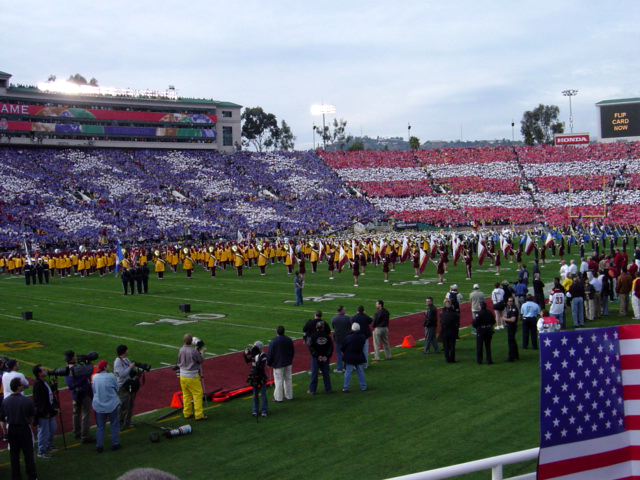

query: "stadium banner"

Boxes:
[599, 103, 640, 139]
[554, 133, 590, 146]
[0, 103, 217, 124]
[0, 121, 216, 138]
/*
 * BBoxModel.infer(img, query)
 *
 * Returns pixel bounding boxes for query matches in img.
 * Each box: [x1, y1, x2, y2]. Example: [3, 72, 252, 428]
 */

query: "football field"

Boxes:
[0, 250, 630, 480]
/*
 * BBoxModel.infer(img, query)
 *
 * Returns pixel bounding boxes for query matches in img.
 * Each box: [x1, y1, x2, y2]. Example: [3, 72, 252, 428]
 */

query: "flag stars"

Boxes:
[584, 413, 591, 422]
[545, 384, 552, 394]
[591, 379, 598, 388]
[591, 356, 599, 365]
[591, 423, 598, 432]
[544, 408, 552, 417]
[561, 406, 569, 415]
[553, 349, 560, 358]
[597, 344, 604, 353]
[577, 426, 583, 435]
[606, 420, 611, 429]
[598, 367, 604, 375]
[598, 388, 605, 397]
[545, 361, 552, 370]
[553, 418, 560, 427]
[584, 391, 591, 400]
[544, 337, 552, 347]
[598, 410, 605, 419]
[577, 358, 584, 367]
[577, 335, 584, 344]
[545, 431, 552, 441]
[552, 395, 560, 404]
[569, 347, 576, 356]
[569, 370, 577, 379]
[591, 334, 597, 342]
[561, 360, 569, 369]
[577, 404, 584, 412]
[591, 401, 598, 410]
[577, 381, 584, 390]
[561, 336, 569, 346]
[584, 346, 591, 355]
[561, 383, 569, 392]
[569, 393, 576, 402]
[569, 415, 576, 424]
[584, 368, 591, 377]
[561, 428, 568, 437]
[553, 372, 560, 381]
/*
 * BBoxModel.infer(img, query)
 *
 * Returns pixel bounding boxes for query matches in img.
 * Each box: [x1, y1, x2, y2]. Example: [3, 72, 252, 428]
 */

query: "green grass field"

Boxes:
[0, 249, 633, 480]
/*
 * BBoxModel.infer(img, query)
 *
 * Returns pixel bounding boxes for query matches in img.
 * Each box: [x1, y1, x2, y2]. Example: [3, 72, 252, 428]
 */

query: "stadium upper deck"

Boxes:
[0, 71, 241, 152]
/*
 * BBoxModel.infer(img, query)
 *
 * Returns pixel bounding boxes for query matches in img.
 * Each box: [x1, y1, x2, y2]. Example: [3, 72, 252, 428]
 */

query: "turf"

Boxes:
[0, 249, 633, 480]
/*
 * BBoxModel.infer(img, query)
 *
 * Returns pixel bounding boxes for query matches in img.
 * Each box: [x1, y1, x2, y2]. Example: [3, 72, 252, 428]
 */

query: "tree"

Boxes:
[47, 75, 56, 82]
[521, 104, 564, 145]
[314, 118, 350, 150]
[347, 139, 365, 151]
[275, 120, 295, 151]
[409, 136, 421, 150]
[89, 77, 99, 86]
[67, 73, 89, 85]
[241, 107, 278, 152]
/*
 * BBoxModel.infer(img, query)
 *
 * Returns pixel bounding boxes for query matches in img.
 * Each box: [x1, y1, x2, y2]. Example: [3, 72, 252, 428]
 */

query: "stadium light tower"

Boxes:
[311, 104, 336, 150]
[562, 89, 578, 133]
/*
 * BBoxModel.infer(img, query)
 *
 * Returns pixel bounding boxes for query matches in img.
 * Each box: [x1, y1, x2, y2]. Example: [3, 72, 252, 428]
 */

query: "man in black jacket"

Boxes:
[440, 300, 458, 364]
[350, 305, 373, 368]
[32, 364, 59, 458]
[307, 322, 333, 395]
[473, 302, 496, 365]
[266, 326, 295, 402]
[423, 297, 439, 354]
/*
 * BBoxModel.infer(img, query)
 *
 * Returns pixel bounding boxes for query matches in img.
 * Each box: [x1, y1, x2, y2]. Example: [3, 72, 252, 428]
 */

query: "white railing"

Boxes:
[385, 447, 539, 480]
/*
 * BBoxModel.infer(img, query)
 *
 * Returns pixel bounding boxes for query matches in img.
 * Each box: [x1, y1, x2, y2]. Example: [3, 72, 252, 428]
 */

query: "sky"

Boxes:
[3, 1, 640, 149]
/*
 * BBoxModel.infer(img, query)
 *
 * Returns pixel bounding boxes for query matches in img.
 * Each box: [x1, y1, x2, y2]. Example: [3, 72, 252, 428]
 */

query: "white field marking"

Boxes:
[4, 293, 278, 332]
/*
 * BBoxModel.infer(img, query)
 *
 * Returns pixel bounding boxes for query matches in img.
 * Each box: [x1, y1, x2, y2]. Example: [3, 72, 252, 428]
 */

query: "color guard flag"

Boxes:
[401, 236, 410, 262]
[537, 325, 640, 480]
[451, 234, 461, 267]
[545, 231, 555, 248]
[477, 240, 487, 266]
[338, 245, 347, 273]
[419, 248, 428, 275]
[318, 240, 325, 260]
[115, 240, 124, 275]
[525, 234, 535, 255]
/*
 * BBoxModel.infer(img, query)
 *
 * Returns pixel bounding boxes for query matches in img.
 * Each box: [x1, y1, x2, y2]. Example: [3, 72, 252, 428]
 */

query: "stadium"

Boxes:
[2, 71, 640, 480]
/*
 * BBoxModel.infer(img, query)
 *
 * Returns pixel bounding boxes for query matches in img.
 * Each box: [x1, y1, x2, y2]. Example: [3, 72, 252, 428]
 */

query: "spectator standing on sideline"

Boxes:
[350, 305, 373, 368]
[469, 283, 485, 325]
[91, 360, 121, 453]
[1, 378, 38, 480]
[503, 297, 520, 362]
[372, 300, 392, 361]
[266, 326, 295, 402]
[472, 302, 496, 365]
[440, 299, 458, 363]
[617, 266, 633, 317]
[491, 281, 506, 330]
[520, 294, 541, 349]
[341, 323, 367, 392]
[307, 322, 333, 395]
[32, 364, 58, 458]
[331, 306, 352, 373]
[423, 297, 439, 354]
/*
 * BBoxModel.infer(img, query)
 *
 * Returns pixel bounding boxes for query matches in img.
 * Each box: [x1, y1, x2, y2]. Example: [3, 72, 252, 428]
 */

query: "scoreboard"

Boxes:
[598, 100, 640, 139]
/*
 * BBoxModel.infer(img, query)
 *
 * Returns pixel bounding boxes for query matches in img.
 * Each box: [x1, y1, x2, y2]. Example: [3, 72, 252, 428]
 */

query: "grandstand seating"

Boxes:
[0, 147, 382, 247]
[1, 142, 639, 248]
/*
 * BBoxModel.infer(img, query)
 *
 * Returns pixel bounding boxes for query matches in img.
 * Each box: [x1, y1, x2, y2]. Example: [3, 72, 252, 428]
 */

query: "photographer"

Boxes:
[177, 334, 207, 421]
[64, 350, 94, 444]
[244, 341, 268, 417]
[114, 345, 137, 428]
[32, 364, 59, 458]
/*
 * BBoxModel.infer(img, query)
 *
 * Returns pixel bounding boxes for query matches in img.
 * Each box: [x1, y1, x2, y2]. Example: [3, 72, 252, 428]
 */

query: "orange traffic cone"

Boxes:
[170, 391, 184, 408]
[401, 335, 416, 348]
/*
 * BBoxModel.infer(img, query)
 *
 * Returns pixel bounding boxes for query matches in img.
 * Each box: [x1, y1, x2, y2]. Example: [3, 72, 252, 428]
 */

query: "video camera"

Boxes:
[129, 360, 151, 380]
[76, 352, 99, 365]
[193, 337, 205, 351]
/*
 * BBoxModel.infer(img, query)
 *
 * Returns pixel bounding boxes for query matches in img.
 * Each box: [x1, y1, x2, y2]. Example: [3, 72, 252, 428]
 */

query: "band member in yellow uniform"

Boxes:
[257, 244, 268, 276]
[310, 242, 319, 273]
[234, 245, 245, 276]
[182, 248, 194, 278]
[155, 251, 166, 280]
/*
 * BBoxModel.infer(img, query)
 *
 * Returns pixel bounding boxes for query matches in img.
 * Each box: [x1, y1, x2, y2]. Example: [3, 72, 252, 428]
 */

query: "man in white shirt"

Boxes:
[559, 260, 569, 282]
[2, 359, 28, 399]
[568, 260, 578, 276]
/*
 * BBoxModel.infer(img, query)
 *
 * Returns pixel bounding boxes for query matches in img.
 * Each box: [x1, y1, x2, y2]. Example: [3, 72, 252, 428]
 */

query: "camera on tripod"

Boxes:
[129, 360, 152, 377]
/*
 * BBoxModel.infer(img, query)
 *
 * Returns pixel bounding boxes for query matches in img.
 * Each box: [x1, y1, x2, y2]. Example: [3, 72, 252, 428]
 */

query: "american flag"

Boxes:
[537, 325, 640, 480]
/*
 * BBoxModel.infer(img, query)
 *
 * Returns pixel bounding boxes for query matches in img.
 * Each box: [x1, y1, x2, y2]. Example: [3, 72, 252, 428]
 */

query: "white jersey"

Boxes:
[548, 290, 566, 316]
